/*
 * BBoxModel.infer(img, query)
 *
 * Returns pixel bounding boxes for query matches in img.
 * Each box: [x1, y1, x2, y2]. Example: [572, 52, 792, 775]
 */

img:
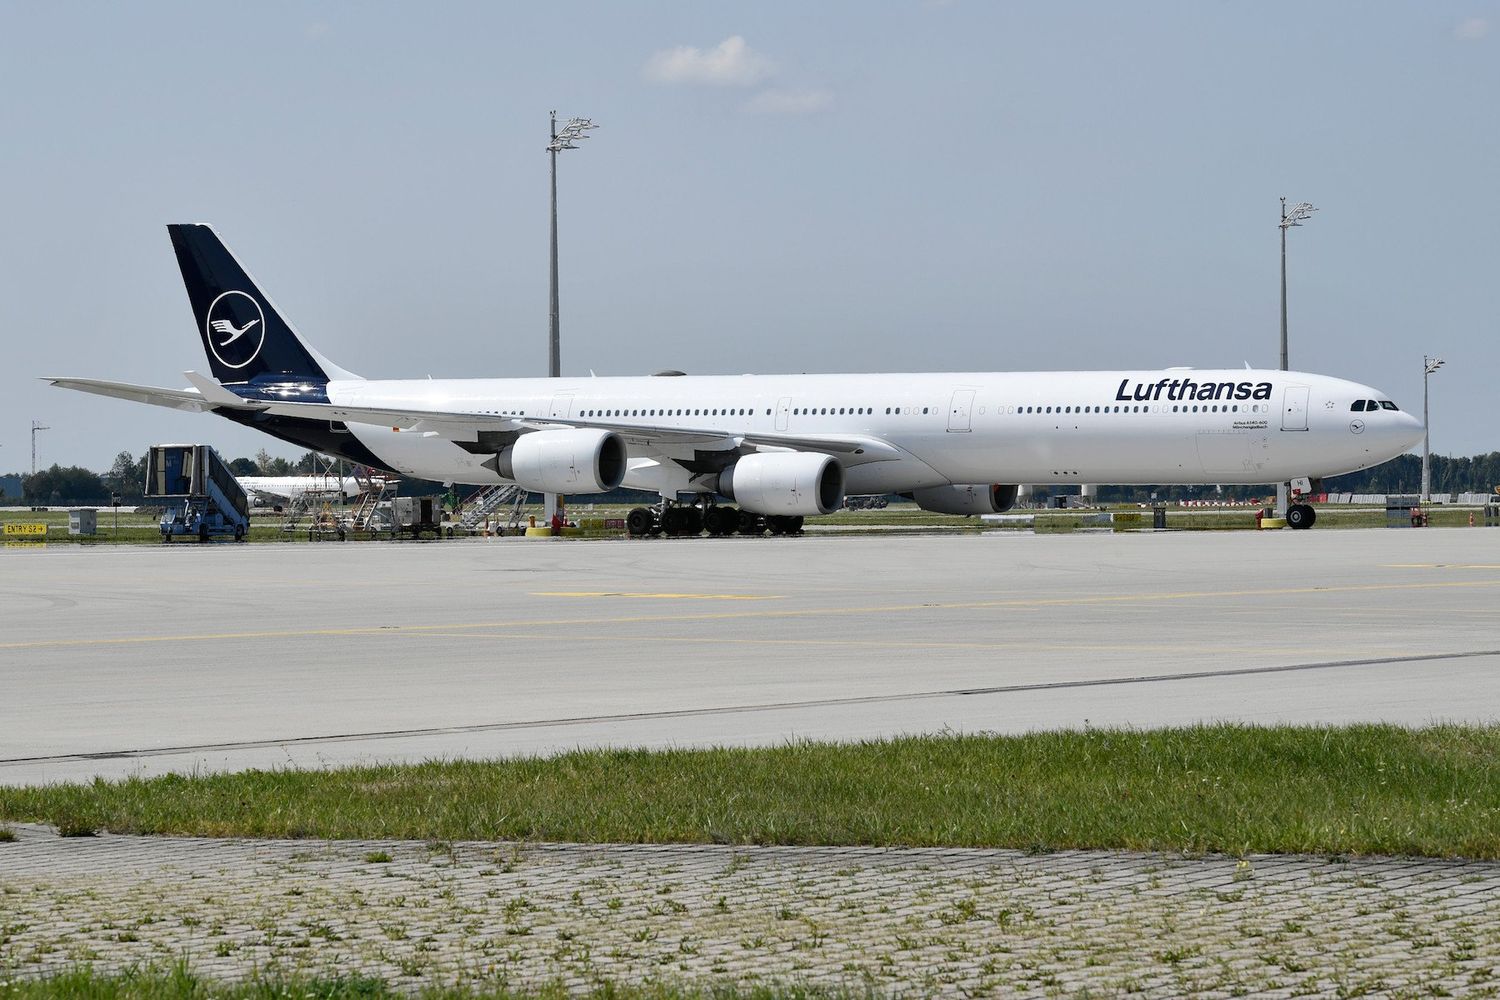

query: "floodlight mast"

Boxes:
[544, 111, 598, 524]
[547, 112, 598, 381]
[1278, 198, 1316, 373]
[30, 420, 50, 476]
[1276, 197, 1316, 518]
[1422, 356, 1444, 503]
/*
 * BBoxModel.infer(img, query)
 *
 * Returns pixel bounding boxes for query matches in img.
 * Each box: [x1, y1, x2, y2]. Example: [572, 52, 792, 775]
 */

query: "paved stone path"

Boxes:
[2, 824, 1499, 996]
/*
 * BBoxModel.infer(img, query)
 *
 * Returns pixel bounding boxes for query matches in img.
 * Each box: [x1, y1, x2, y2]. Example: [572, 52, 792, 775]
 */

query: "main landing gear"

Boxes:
[1286, 503, 1317, 530]
[626, 501, 804, 538]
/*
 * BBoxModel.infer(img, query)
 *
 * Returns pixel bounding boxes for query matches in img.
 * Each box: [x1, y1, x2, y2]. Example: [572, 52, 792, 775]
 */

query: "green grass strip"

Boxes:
[3, 726, 1499, 858]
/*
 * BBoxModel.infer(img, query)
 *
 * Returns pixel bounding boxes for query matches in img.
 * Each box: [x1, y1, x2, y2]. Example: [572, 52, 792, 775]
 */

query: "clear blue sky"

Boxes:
[2, 2, 1496, 471]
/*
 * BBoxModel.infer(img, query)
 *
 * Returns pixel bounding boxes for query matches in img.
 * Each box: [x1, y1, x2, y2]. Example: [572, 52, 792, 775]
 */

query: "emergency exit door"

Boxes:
[947, 389, 975, 432]
[1281, 386, 1309, 431]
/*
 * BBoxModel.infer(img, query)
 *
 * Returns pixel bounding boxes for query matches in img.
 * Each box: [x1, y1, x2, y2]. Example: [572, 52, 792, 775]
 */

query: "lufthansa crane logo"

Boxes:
[204, 290, 266, 370]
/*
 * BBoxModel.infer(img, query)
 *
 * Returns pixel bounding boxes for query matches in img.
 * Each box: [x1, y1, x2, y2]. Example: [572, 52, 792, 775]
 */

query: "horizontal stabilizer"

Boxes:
[43, 377, 211, 413]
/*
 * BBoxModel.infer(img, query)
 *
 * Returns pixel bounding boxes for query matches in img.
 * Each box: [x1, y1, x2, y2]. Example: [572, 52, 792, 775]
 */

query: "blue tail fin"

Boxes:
[168, 224, 356, 384]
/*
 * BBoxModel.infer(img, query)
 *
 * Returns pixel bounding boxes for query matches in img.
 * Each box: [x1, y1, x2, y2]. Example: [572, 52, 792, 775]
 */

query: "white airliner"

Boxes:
[48, 225, 1423, 534]
[237, 475, 369, 507]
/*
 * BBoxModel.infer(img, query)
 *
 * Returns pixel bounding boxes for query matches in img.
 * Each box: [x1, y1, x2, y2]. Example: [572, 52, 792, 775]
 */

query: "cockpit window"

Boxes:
[1351, 400, 1367, 411]
[1379, 400, 1399, 411]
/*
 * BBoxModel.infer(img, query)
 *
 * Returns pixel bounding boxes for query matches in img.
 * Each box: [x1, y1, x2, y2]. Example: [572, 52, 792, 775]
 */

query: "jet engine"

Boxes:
[497, 428, 627, 494]
[910, 484, 1019, 515]
[718, 453, 845, 516]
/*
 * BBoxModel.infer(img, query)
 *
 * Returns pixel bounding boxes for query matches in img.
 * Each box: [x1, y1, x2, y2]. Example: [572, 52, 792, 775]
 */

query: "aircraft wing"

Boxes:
[43, 377, 213, 413]
[224, 397, 903, 467]
[58, 371, 904, 469]
[180, 371, 535, 435]
[531, 416, 903, 466]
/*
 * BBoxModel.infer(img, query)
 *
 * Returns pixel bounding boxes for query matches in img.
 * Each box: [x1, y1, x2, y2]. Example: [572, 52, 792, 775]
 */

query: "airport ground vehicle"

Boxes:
[144, 443, 250, 542]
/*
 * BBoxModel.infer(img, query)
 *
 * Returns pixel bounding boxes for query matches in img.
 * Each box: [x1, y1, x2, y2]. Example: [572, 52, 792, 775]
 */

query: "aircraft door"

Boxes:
[549, 393, 574, 419]
[775, 396, 791, 431]
[947, 389, 975, 432]
[1281, 386, 1309, 431]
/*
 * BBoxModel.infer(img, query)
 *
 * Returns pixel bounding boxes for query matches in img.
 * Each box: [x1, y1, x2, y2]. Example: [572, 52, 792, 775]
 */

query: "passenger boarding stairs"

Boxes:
[458, 483, 527, 533]
[146, 444, 251, 541]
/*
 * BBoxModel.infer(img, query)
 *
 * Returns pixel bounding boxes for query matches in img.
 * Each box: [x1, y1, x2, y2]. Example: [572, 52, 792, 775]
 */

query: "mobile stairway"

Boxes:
[145, 444, 251, 542]
[457, 483, 528, 535]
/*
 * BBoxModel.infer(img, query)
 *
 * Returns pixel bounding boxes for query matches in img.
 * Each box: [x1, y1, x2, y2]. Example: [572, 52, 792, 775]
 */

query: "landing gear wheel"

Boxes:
[736, 509, 765, 535]
[766, 515, 804, 536]
[626, 507, 654, 537]
[703, 506, 737, 536]
[659, 506, 702, 537]
[1286, 503, 1316, 530]
[234, 525, 245, 542]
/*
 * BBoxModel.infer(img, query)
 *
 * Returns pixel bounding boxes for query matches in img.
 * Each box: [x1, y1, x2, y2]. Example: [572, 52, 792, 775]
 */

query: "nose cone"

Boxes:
[1395, 412, 1426, 452]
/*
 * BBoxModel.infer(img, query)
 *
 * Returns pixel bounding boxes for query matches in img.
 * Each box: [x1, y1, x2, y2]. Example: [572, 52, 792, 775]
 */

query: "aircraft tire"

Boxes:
[704, 506, 736, 536]
[766, 515, 794, 536]
[1287, 503, 1315, 530]
[626, 507, 654, 537]
[736, 510, 765, 535]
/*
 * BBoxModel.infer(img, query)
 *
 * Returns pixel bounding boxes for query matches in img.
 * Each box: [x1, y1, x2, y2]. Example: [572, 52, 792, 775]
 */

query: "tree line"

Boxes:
[8, 449, 331, 504]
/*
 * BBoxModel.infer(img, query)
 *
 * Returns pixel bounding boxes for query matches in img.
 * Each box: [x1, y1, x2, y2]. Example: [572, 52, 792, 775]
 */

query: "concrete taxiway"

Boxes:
[2, 529, 1497, 784]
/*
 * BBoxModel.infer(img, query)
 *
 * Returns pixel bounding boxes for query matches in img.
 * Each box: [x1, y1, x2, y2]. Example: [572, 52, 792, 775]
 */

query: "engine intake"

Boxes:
[719, 453, 845, 516]
[497, 428, 627, 494]
[910, 484, 1018, 515]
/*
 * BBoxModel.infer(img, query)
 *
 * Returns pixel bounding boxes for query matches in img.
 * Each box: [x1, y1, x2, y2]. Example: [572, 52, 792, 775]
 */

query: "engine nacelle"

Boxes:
[719, 453, 845, 516]
[498, 428, 627, 494]
[910, 484, 1019, 515]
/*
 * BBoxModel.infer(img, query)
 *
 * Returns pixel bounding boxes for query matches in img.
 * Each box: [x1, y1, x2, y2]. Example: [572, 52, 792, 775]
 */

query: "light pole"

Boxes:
[1276, 197, 1316, 517]
[1422, 356, 1444, 503]
[30, 421, 50, 476]
[544, 111, 598, 524]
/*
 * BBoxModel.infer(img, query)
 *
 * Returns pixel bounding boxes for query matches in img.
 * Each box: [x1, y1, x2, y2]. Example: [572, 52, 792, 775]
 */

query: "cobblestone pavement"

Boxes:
[2, 824, 1499, 997]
